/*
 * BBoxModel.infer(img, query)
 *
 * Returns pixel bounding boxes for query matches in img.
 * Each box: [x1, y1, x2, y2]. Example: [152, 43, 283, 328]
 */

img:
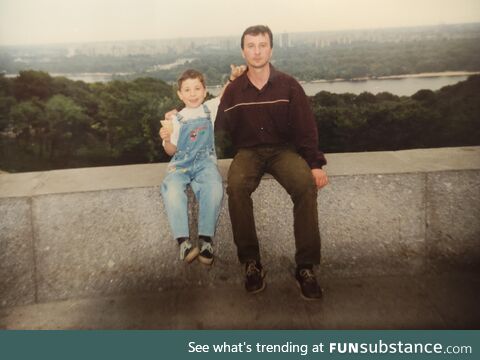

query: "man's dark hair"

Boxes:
[241, 25, 273, 49]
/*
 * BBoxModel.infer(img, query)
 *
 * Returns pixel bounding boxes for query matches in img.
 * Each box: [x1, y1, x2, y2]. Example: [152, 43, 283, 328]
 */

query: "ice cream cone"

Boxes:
[161, 120, 173, 134]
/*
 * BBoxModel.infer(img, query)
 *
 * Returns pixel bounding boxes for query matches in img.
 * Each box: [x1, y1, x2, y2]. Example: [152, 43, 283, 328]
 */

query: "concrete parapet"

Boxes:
[1, 147, 479, 307]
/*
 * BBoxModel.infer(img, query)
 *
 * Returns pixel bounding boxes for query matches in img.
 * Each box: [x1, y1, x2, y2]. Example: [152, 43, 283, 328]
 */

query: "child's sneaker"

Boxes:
[198, 240, 214, 265]
[178, 238, 199, 263]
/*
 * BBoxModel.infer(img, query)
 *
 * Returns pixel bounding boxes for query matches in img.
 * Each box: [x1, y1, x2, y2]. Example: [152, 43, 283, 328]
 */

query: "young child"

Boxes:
[160, 67, 244, 265]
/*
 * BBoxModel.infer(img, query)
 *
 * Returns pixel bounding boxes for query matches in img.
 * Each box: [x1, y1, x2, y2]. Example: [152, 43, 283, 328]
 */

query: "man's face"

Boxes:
[241, 33, 273, 69]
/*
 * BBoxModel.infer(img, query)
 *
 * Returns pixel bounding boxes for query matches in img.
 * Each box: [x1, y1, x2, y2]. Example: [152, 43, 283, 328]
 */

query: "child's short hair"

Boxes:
[177, 69, 206, 90]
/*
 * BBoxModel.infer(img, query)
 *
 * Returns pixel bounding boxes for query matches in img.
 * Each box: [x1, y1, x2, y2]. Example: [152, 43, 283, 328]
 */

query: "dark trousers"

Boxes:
[226, 145, 321, 266]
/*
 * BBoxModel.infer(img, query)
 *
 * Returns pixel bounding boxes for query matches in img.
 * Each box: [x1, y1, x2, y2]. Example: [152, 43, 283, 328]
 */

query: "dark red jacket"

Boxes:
[215, 64, 326, 169]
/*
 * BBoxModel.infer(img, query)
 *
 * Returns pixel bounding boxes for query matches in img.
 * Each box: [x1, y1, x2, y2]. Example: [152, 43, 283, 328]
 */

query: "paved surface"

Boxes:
[1, 271, 479, 330]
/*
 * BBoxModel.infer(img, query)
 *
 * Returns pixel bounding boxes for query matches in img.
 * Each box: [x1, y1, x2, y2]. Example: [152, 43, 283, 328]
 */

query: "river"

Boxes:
[7, 71, 477, 96]
[300, 74, 475, 96]
[207, 72, 479, 97]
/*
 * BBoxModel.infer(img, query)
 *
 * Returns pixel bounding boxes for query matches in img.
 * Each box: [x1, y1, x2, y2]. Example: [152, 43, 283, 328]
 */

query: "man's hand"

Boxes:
[230, 64, 247, 81]
[311, 169, 328, 189]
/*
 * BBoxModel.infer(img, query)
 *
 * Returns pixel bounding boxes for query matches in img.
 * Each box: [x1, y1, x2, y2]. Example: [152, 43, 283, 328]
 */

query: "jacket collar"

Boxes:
[241, 63, 278, 91]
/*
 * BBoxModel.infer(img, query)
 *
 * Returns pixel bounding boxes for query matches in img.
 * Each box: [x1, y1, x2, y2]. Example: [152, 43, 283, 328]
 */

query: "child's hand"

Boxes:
[229, 64, 247, 81]
[159, 119, 173, 142]
[159, 126, 171, 142]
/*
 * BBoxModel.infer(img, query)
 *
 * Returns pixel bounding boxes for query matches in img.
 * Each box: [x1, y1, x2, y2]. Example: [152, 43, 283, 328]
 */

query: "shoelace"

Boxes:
[246, 262, 260, 276]
[180, 241, 192, 259]
[201, 242, 212, 253]
[299, 269, 315, 282]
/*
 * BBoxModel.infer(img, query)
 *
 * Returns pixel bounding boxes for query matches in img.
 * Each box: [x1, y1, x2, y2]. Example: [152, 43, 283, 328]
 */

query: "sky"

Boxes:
[1, 0, 480, 46]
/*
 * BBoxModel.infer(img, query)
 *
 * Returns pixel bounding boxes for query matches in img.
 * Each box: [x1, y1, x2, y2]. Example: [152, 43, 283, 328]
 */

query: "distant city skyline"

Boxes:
[1, 0, 480, 46]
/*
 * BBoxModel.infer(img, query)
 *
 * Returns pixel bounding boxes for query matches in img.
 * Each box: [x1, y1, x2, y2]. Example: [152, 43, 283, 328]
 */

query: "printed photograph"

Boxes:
[1, 0, 479, 331]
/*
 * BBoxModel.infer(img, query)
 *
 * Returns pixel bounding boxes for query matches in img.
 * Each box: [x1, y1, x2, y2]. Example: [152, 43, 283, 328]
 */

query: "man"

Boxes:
[215, 25, 328, 300]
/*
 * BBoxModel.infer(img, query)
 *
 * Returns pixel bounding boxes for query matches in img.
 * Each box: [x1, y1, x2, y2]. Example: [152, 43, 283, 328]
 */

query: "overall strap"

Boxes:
[202, 104, 211, 121]
[176, 112, 186, 123]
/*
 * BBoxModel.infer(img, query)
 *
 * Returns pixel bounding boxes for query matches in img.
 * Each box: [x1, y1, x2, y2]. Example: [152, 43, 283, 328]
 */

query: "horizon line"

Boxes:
[1, 21, 479, 48]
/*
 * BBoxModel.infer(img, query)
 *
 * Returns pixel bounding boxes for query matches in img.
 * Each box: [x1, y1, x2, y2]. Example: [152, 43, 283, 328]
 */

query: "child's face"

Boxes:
[177, 78, 207, 109]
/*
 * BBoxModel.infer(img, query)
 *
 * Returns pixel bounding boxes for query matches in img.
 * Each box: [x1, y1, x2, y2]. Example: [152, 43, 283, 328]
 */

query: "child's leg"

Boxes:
[191, 164, 224, 237]
[161, 171, 191, 239]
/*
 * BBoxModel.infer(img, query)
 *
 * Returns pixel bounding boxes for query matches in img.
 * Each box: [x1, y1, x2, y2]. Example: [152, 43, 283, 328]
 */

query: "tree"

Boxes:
[12, 70, 54, 101]
[94, 79, 176, 164]
[8, 100, 46, 155]
[355, 92, 377, 105]
[44, 95, 89, 161]
[412, 89, 436, 104]
[0, 96, 16, 133]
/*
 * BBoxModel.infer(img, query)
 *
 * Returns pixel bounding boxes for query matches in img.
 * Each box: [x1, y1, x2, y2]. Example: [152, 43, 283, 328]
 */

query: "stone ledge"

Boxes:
[0, 147, 479, 308]
[1, 146, 479, 198]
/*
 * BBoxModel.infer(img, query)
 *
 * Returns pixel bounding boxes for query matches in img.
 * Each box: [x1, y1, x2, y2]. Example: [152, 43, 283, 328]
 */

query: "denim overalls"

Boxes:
[161, 104, 224, 239]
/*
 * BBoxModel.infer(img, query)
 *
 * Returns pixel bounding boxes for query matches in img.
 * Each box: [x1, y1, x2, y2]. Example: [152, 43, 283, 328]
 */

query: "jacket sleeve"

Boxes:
[289, 82, 327, 169]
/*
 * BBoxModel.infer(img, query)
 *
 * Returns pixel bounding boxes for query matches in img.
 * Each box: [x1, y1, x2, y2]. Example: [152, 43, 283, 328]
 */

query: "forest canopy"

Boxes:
[1, 71, 479, 173]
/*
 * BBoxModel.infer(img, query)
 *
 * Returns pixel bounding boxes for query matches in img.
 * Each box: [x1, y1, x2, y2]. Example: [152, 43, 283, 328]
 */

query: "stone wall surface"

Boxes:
[1, 147, 479, 307]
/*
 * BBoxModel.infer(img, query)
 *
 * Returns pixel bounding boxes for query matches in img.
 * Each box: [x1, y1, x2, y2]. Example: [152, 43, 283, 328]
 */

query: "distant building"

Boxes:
[279, 33, 291, 48]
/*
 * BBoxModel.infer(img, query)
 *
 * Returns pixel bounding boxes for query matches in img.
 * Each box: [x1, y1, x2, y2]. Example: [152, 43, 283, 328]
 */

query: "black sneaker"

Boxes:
[198, 240, 214, 265]
[178, 238, 199, 263]
[245, 261, 266, 294]
[295, 268, 322, 300]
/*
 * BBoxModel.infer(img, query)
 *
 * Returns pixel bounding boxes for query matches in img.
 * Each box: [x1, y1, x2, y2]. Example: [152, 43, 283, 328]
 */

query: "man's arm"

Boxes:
[289, 81, 327, 170]
[214, 85, 234, 159]
[206, 64, 246, 121]
[289, 81, 328, 189]
[216, 64, 246, 99]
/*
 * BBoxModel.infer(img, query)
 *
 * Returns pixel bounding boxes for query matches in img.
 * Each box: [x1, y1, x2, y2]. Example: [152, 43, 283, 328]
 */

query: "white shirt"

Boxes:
[168, 97, 220, 147]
